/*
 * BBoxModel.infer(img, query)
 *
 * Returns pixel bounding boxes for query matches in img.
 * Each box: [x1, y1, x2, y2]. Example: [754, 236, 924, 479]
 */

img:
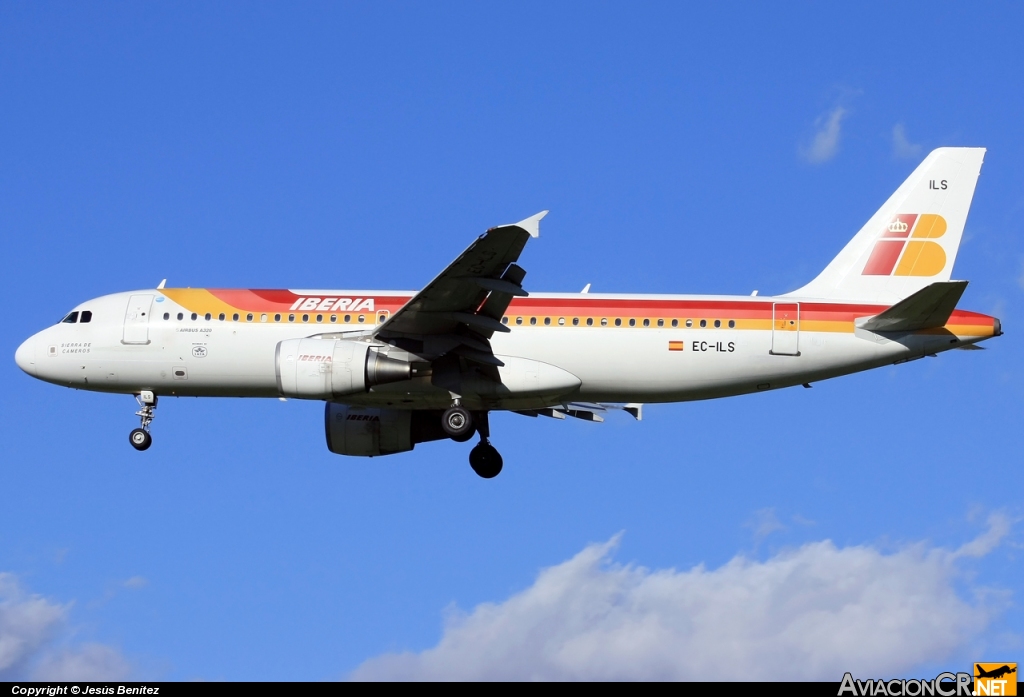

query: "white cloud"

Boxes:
[0, 573, 131, 680]
[892, 123, 923, 159]
[747, 508, 785, 543]
[352, 520, 1009, 681]
[0, 573, 65, 675]
[123, 576, 149, 590]
[33, 644, 131, 681]
[801, 107, 846, 164]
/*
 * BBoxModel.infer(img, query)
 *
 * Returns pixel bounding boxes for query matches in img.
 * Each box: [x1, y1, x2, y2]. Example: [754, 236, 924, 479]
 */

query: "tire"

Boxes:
[441, 406, 474, 440]
[129, 428, 152, 451]
[469, 442, 503, 479]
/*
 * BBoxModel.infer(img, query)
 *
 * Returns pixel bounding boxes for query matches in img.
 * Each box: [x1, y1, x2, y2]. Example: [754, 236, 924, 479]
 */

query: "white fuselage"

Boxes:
[14, 289, 997, 412]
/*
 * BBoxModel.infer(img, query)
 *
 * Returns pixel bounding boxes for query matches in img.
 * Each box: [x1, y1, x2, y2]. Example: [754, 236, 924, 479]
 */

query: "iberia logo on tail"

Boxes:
[862, 214, 948, 276]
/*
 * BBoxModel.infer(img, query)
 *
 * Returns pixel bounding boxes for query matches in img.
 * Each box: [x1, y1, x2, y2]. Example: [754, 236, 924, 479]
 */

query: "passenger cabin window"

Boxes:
[177, 312, 184, 320]
[601, 318, 608, 326]
[628, 319, 636, 327]
[218, 313, 225, 321]
[714, 319, 721, 328]
[246, 313, 253, 322]
[163, 312, 170, 320]
[330, 315, 337, 323]
[232, 313, 239, 321]
[656, 319, 663, 327]
[729, 320, 736, 328]
[61, 311, 79, 324]
[572, 318, 579, 326]
[670, 319, 678, 327]
[544, 317, 551, 326]
[205, 313, 212, 321]
[502, 317, 509, 325]
[302, 314, 309, 322]
[191, 313, 198, 320]
[530, 317, 537, 325]
[685, 319, 692, 327]
[516, 317, 523, 325]
[614, 319, 622, 327]
[586, 318, 594, 326]
[275, 314, 281, 322]
[699, 319, 707, 328]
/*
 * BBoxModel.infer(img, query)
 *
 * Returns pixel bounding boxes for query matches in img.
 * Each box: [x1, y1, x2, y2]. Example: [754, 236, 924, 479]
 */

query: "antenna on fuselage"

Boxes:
[581, 283, 591, 294]
[157, 279, 167, 289]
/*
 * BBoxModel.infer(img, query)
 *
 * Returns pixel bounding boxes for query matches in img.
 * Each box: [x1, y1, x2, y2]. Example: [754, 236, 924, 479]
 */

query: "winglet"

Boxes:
[513, 210, 548, 238]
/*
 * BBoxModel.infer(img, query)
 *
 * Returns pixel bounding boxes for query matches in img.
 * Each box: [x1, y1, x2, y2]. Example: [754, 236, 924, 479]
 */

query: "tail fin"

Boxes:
[787, 147, 986, 303]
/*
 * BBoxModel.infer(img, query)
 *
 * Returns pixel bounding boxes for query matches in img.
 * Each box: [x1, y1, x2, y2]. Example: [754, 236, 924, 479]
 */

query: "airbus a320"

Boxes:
[15, 148, 1000, 477]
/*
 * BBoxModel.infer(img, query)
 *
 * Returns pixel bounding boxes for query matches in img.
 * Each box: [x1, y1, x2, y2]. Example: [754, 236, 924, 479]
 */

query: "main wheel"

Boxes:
[469, 442, 503, 479]
[129, 428, 152, 451]
[442, 406, 474, 441]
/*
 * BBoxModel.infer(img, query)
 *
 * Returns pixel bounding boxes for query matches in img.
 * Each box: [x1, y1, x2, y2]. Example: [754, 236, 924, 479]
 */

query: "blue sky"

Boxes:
[1, 2, 1022, 681]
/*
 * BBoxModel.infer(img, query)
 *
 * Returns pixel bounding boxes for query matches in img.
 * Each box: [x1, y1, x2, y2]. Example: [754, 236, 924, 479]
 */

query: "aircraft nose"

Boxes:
[15, 336, 37, 376]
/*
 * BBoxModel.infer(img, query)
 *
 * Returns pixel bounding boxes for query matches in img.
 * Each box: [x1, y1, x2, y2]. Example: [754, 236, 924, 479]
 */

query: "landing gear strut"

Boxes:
[468, 411, 503, 479]
[129, 391, 157, 451]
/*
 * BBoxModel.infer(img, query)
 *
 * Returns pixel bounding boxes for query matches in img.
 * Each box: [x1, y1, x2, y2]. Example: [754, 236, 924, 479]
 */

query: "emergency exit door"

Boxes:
[122, 294, 154, 345]
[770, 302, 800, 356]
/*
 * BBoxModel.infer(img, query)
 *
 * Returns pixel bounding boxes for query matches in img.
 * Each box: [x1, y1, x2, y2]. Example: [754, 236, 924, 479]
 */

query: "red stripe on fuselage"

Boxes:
[177, 290, 996, 327]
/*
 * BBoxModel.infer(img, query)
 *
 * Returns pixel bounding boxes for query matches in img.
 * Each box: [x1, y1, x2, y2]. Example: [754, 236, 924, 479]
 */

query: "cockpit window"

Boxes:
[61, 311, 79, 324]
[80, 311, 92, 323]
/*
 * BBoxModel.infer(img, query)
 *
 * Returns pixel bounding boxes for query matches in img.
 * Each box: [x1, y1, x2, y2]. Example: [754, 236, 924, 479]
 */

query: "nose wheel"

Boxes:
[129, 428, 152, 451]
[130, 391, 157, 451]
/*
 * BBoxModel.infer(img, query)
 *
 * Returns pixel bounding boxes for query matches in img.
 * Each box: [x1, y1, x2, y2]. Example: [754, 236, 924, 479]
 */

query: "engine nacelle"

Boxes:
[275, 338, 411, 399]
[325, 404, 413, 456]
[324, 404, 449, 457]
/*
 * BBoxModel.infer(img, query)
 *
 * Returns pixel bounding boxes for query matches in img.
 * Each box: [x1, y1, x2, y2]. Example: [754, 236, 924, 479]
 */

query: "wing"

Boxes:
[375, 211, 547, 360]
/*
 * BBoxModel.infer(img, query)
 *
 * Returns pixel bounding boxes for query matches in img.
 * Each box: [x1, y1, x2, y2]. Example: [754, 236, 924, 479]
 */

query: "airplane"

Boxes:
[14, 147, 1000, 478]
[975, 665, 1016, 680]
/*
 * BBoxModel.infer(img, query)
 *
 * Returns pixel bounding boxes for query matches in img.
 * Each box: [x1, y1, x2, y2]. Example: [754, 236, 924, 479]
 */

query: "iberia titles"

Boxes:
[288, 297, 375, 312]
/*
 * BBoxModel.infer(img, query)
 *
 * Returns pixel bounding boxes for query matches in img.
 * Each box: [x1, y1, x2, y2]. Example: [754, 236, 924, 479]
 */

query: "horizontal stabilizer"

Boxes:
[857, 281, 968, 332]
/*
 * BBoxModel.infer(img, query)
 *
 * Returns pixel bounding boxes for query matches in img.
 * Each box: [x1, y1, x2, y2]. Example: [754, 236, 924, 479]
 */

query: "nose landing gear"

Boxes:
[129, 391, 157, 451]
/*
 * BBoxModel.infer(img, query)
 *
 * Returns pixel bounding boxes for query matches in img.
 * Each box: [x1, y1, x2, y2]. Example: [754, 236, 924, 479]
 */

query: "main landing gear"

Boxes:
[440, 404, 503, 478]
[129, 391, 157, 451]
[441, 405, 475, 442]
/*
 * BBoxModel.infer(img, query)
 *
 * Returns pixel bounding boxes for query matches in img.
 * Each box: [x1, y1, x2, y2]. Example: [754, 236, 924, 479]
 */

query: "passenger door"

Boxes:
[122, 294, 154, 345]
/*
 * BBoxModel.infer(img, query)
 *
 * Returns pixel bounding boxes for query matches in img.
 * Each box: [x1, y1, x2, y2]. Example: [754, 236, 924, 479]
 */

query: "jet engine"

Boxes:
[276, 338, 412, 399]
[324, 404, 448, 457]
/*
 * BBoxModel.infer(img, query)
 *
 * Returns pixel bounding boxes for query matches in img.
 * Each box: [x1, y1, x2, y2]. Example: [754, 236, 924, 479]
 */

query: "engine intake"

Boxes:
[276, 338, 412, 399]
